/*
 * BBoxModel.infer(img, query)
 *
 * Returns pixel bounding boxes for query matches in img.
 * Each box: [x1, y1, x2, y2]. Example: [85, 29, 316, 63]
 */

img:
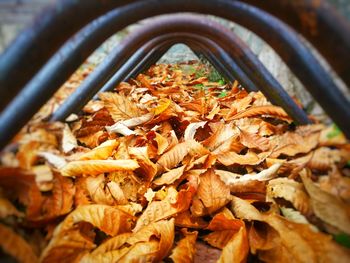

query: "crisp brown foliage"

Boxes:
[0, 62, 349, 262]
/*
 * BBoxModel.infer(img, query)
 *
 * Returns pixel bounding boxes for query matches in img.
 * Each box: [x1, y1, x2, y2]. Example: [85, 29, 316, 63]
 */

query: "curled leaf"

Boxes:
[267, 177, 310, 214]
[301, 171, 350, 234]
[61, 159, 139, 177]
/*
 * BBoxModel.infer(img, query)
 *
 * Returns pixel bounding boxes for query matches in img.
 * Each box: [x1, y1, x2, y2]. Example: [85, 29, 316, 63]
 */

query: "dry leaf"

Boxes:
[170, 229, 198, 262]
[217, 151, 270, 166]
[62, 124, 78, 153]
[78, 139, 118, 160]
[197, 169, 231, 214]
[301, 171, 350, 234]
[156, 140, 208, 173]
[230, 105, 291, 122]
[217, 226, 249, 263]
[267, 177, 310, 214]
[153, 165, 186, 185]
[61, 159, 139, 177]
[0, 197, 24, 218]
[99, 92, 142, 121]
[239, 129, 270, 151]
[0, 223, 39, 263]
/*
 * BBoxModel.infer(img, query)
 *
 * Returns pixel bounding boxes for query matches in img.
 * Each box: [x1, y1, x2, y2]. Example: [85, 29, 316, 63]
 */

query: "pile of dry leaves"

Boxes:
[0, 62, 350, 263]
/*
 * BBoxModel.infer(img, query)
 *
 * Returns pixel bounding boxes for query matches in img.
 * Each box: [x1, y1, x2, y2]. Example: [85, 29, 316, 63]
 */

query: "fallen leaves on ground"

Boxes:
[0, 62, 349, 262]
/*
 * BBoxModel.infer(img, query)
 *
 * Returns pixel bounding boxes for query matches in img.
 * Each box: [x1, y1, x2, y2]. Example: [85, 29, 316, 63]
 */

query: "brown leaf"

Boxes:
[153, 165, 186, 186]
[301, 171, 350, 234]
[99, 92, 142, 121]
[217, 151, 270, 166]
[156, 140, 209, 173]
[217, 226, 249, 263]
[231, 196, 350, 263]
[0, 198, 24, 218]
[42, 172, 75, 219]
[270, 131, 320, 158]
[197, 169, 231, 214]
[239, 129, 270, 151]
[170, 229, 198, 263]
[267, 178, 310, 215]
[0, 223, 38, 263]
[0, 167, 44, 219]
[230, 105, 291, 122]
[61, 159, 139, 177]
[174, 211, 208, 229]
[134, 186, 193, 231]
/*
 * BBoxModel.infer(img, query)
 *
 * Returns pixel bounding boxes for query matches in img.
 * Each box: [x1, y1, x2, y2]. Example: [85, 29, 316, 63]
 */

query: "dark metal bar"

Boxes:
[51, 15, 309, 125]
[1, 0, 349, 112]
[1, 2, 349, 149]
[98, 36, 259, 95]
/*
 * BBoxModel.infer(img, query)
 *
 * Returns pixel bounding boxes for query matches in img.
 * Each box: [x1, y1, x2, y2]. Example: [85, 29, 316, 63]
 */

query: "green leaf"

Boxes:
[218, 91, 227, 98]
[194, 84, 204, 89]
[327, 124, 342, 139]
[218, 79, 225, 86]
[333, 233, 350, 248]
[346, 160, 350, 167]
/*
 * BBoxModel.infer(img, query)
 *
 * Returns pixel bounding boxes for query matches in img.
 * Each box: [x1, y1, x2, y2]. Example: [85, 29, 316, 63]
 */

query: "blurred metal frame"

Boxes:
[98, 36, 260, 95]
[0, 1, 349, 148]
[50, 16, 309, 124]
[0, 0, 349, 112]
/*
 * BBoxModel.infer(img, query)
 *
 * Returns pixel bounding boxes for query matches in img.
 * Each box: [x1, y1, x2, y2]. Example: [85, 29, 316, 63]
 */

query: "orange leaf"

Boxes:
[156, 140, 209, 173]
[0, 223, 38, 263]
[230, 105, 291, 122]
[217, 226, 249, 263]
[174, 211, 208, 229]
[0, 167, 44, 219]
[239, 129, 270, 151]
[41, 225, 96, 263]
[153, 165, 186, 186]
[197, 169, 231, 214]
[170, 229, 198, 263]
[43, 172, 75, 219]
[99, 92, 142, 121]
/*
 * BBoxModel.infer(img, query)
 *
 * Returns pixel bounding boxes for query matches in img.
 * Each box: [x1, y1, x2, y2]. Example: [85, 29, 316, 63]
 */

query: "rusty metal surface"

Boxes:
[0, 0, 349, 112]
[50, 15, 309, 125]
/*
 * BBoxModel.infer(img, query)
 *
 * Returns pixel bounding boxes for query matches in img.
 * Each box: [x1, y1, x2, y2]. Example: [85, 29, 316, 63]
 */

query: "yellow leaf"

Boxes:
[61, 159, 139, 177]
[151, 98, 172, 115]
[78, 139, 119, 160]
